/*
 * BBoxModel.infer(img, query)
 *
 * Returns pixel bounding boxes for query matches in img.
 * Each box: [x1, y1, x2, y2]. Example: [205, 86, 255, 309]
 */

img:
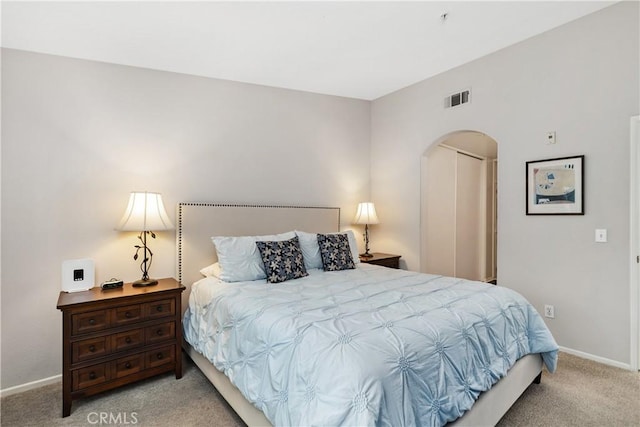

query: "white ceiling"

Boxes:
[1, 1, 616, 100]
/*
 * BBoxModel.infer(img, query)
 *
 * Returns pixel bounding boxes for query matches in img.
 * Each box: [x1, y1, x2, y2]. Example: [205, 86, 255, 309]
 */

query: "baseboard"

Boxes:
[0, 374, 61, 398]
[559, 346, 632, 371]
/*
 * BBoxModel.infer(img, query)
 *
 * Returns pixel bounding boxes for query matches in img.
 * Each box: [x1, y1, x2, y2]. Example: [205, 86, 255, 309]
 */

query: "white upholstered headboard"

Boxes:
[176, 203, 341, 312]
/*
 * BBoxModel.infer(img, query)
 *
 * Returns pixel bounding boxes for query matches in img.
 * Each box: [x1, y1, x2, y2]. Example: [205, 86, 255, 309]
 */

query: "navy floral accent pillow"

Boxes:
[256, 236, 308, 283]
[317, 233, 356, 271]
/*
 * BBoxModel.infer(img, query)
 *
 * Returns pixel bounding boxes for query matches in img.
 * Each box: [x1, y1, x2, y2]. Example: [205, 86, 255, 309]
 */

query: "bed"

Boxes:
[177, 203, 558, 426]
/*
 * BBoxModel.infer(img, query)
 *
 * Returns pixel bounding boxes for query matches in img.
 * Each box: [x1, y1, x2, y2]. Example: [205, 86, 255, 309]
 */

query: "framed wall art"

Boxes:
[526, 155, 584, 215]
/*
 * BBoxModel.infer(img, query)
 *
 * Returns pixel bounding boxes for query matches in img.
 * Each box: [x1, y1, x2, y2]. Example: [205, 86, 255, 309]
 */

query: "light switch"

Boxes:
[595, 229, 607, 243]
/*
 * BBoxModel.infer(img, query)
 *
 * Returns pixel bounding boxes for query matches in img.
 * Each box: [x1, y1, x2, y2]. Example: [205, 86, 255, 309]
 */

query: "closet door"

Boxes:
[455, 153, 483, 281]
[424, 146, 456, 276]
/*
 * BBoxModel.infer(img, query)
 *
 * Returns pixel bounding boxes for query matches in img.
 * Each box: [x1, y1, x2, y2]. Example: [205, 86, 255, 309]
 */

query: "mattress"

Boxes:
[184, 263, 558, 426]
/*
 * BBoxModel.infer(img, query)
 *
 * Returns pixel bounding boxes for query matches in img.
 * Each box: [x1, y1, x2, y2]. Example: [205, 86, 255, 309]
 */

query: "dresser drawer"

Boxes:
[73, 363, 109, 390]
[72, 336, 111, 363]
[113, 354, 145, 379]
[146, 346, 175, 369]
[371, 257, 399, 269]
[71, 310, 109, 335]
[144, 299, 175, 319]
[113, 304, 143, 326]
[112, 328, 144, 352]
[145, 322, 175, 345]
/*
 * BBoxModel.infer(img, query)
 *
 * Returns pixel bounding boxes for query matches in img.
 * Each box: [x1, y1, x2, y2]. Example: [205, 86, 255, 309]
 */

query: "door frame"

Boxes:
[420, 131, 497, 280]
[630, 115, 639, 371]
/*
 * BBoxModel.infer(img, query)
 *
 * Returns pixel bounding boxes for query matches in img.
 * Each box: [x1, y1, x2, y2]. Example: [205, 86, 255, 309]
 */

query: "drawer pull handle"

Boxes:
[88, 319, 96, 325]
[125, 311, 132, 318]
[156, 329, 163, 336]
[125, 362, 132, 369]
[89, 345, 96, 352]
[156, 353, 163, 360]
[89, 372, 96, 380]
[156, 306, 163, 312]
[125, 337, 132, 344]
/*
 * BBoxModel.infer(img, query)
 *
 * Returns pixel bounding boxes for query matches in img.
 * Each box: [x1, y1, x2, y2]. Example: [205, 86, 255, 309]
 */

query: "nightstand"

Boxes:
[359, 253, 401, 269]
[56, 278, 185, 417]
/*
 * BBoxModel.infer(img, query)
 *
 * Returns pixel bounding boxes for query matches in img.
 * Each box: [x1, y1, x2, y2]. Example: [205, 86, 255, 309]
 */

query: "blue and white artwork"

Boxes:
[527, 155, 584, 215]
[534, 164, 576, 205]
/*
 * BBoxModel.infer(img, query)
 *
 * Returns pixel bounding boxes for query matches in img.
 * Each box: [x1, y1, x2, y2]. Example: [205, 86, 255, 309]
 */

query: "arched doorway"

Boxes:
[420, 130, 498, 282]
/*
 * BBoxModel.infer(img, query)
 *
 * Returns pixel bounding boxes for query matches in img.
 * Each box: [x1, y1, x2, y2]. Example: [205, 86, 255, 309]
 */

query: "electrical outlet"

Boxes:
[544, 304, 555, 318]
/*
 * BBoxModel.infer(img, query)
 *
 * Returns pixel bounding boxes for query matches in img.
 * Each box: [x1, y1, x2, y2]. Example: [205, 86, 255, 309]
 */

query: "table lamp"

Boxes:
[116, 192, 173, 286]
[353, 202, 380, 258]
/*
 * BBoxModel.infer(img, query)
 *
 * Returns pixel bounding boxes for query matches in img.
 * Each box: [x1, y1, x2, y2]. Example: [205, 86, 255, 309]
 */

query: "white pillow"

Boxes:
[295, 230, 360, 271]
[295, 231, 324, 270]
[212, 231, 296, 282]
[199, 262, 221, 278]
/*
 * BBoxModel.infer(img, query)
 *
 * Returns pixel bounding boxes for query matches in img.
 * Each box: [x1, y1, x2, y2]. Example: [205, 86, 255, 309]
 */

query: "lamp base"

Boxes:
[359, 253, 374, 258]
[132, 278, 158, 287]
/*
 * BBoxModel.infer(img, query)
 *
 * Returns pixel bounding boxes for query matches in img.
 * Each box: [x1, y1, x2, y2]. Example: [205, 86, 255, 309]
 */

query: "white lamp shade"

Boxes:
[116, 192, 174, 231]
[353, 202, 380, 225]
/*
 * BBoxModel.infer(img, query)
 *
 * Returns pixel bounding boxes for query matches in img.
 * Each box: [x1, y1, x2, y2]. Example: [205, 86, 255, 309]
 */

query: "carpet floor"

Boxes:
[1, 352, 638, 426]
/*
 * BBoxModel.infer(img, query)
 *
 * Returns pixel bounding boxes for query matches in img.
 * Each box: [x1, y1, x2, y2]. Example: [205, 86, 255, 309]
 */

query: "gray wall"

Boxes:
[371, 2, 639, 365]
[0, 49, 371, 388]
[2, 1, 638, 390]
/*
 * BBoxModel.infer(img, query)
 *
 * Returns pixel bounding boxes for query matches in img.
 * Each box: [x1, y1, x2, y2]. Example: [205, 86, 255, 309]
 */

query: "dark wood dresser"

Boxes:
[56, 278, 185, 417]
[359, 253, 401, 269]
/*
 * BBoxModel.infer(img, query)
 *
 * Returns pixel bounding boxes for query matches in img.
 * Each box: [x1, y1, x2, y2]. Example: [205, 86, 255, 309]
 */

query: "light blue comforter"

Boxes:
[184, 264, 558, 426]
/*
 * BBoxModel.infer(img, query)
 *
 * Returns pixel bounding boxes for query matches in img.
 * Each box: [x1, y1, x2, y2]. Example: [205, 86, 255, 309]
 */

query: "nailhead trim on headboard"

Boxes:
[176, 203, 341, 285]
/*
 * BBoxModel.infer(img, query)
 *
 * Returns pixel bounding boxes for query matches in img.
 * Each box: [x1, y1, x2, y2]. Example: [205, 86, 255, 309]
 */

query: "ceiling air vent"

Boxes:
[445, 89, 470, 109]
